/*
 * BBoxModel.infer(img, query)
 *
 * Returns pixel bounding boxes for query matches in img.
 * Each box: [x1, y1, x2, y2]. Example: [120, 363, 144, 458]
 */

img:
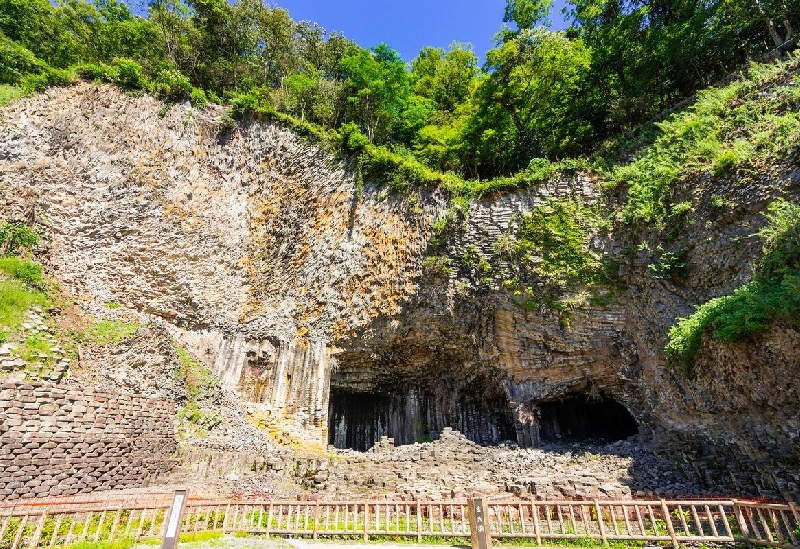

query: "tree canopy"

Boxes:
[1, 0, 796, 181]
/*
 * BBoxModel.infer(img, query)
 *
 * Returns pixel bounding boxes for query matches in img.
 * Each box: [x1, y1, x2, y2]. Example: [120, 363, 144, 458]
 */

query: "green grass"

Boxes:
[61, 538, 137, 549]
[0, 83, 26, 106]
[177, 346, 219, 401]
[666, 199, 800, 371]
[421, 255, 454, 277]
[176, 346, 221, 437]
[612, 53, 800, 226]
[0, 255, 43, 284]
[13, 331, 53, 363]
[0, 276, 49, 343]
[76, 319, 140, 345]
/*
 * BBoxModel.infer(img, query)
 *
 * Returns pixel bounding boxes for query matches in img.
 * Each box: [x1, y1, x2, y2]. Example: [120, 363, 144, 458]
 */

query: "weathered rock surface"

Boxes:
[1, 82, 799, 500]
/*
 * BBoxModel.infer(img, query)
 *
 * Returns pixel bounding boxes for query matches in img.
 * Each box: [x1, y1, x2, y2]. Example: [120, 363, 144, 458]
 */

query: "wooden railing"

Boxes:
[1, 498, 798, 548]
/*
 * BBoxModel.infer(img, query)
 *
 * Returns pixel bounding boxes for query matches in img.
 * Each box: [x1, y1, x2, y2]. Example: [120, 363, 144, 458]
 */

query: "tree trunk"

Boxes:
[753, 0, 784, 48]
[783, 18, 794, 42]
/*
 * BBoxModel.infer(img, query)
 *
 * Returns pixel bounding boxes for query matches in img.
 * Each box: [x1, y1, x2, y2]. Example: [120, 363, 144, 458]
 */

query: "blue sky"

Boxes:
[126, 0, 571, 64]
[272, 0, 570, 63]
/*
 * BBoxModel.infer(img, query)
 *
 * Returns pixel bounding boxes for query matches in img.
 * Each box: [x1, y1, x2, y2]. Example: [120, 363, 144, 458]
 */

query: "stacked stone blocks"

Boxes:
[0, 382, 177, 500]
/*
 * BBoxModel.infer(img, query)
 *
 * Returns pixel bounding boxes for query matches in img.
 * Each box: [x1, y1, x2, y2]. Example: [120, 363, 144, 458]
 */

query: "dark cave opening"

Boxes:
[328, 387, 516, 452]
[536, 395, 638, 444]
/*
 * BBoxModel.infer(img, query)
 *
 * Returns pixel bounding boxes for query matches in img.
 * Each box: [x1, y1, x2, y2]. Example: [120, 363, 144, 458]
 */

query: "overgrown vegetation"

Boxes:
[0, 222, 46, 344]
[176, 345, 220, 438]
[0, 220, 39, 255]
[612, 55, 800, 226]
[513, 199, 614, 288]
[0, 255, 43, 285]
[493, 198, 619, 317]
[0, 0, 798, 357]
[0, 0, 796, 193]
[0, 277, 49, 343]
[666, 199, 800, 371]
[75, 318, 140, 345]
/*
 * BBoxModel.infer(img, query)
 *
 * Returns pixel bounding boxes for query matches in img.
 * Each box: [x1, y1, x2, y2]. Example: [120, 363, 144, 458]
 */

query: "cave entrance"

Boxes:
[328, 387, 516, 452]
[536, 395, 638, 444]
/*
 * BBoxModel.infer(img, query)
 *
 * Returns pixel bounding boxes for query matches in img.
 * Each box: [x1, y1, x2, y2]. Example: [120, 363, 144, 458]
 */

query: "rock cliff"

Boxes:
[1, 82, 798, 499]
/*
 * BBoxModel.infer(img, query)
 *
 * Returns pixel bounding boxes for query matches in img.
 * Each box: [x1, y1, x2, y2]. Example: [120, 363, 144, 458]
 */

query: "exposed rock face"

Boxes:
[0, 83, 429, 447]
[1, 83, 798, 499]
[174, 428, 709, 500]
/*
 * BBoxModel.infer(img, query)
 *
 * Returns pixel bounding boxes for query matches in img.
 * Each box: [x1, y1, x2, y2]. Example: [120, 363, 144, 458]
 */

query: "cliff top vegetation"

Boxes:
[0, 0, 796, 191]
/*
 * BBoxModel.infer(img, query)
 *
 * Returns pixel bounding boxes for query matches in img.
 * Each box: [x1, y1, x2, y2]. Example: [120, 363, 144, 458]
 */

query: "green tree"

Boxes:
[463, 29, 592, 176]
[411, 42, 478, 113]
[503, 0, 554, 31]
[340, 43, 410, 143]
[0, 0, 66, 66]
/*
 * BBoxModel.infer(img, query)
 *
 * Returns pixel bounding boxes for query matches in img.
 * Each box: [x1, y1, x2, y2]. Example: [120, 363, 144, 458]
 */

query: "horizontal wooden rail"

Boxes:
[1, 498, 797, 548]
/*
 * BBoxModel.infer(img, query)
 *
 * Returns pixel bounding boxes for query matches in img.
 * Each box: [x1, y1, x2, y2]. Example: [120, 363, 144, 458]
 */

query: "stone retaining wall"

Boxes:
[0, 382, 177, 500]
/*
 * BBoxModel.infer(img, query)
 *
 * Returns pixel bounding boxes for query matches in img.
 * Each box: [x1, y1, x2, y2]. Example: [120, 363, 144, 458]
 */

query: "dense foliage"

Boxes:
[0, 0, 796, 182]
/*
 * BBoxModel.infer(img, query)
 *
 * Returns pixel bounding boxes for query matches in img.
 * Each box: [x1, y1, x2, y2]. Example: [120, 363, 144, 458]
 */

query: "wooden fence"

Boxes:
[1, 498, 799, 548]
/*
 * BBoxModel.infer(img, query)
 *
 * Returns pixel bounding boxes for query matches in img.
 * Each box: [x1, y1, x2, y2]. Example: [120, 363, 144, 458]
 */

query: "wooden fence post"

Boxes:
[733, 500, 751, 541]
[531, 501, 541, 546]
[416, 501, 422, 543]
[594, 501, 608, 546]
[467, 498, 492, 549]
[660, 500, 679, 549]
[28, 511, 48, 549]
[363, 501, 369, 542]
[788, 502, 800, 531]
[313, 502, 320, 540]
[222, 504, 230, 533]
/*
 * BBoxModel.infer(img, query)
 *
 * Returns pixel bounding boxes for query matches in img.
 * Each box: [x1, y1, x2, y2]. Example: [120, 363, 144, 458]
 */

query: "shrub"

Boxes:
[75, 63, 111, 81]
[647, 246, 687, 280]
[421, 255, 453, 277]
[229, 88, 272, 119]
[20, 67, 72, 92]
[0, 256, 42, 284]
[0, 34, 49, 85]
[514, 199, 609, 287]
[666, 199, 800, 371]
[0, 221, 39, 255]
[712, 148, 739, 175]
[109, 58, 143, 89]
[334, 122, 369, 153]
[148, 67, 192, 100]
[189, 87, 207, 109]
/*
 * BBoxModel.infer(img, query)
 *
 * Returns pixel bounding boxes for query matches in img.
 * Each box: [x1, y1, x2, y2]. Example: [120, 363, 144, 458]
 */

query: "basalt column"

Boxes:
[328, 370, 516, 451]
[213, 336, 332, 446]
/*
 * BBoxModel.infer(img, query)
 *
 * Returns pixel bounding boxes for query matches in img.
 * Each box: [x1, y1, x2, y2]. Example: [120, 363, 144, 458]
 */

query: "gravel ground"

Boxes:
[132, 536, 293, 549]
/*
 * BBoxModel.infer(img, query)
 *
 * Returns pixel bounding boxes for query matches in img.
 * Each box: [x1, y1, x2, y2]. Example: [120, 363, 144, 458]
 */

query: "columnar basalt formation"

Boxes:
[1, 83, 798, 499]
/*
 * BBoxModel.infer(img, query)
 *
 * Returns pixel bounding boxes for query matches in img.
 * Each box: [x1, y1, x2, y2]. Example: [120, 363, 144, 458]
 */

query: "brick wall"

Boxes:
[0, 382, 177, 500]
